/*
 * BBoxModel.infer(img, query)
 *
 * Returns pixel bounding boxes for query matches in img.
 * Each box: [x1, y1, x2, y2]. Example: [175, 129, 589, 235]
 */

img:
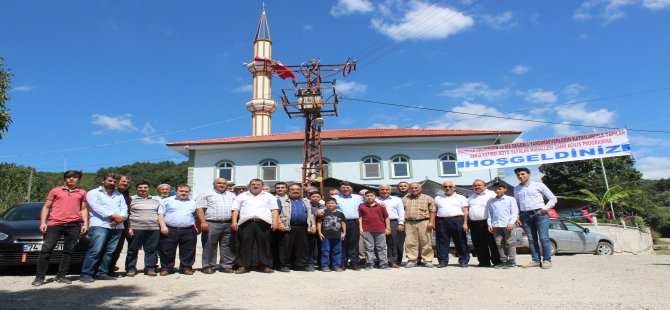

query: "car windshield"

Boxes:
[2, 204, 42, 221]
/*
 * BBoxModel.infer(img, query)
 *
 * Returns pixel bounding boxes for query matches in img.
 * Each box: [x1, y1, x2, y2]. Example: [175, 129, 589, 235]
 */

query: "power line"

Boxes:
[0, 116, 246, 159]
[339, 94, 670, 134]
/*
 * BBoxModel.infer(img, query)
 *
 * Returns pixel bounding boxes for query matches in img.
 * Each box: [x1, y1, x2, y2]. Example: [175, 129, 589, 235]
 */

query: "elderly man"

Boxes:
[158, 184, 199, 276]
[334, 181, 364, 270]
[467, 179, 501, 267]
[377, 184, 405, 268]
[157, 184, 172, 199]
[435, 181, 470, 268]
[402, 182, 436, 268]
[514, 167, 557, 269]
[277, 184, 316, 272]
[231, 179, 280, 274]
[125, 181, 161, 277]
[32, 170, 88, 286]
[80, 173, 127, 283]
[196, 178, 237, 274]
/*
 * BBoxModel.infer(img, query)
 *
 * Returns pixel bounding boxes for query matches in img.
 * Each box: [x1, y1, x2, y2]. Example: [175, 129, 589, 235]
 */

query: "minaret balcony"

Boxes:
[244, 60, 274, 74]
[246, 99, 277, 112]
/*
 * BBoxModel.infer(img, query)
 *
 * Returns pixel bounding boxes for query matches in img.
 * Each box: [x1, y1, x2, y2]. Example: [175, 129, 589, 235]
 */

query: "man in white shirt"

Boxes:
[434, 181, 470, 268]
[514, 167, 557, 269]
[231, 179, 280, 274]
[377, 184, 405, 268]
[467, 179, 501, 267]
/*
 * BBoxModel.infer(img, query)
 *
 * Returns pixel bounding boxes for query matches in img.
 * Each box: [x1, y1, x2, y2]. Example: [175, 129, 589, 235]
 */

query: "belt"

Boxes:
[290, 223, 307, 226]
[167, 225, 194, 230]
[522, 209, 542, 214]
[345, 218, 359, 222]
[207, 219, 232, 223]
[250, 218, 267, 222]
[389, 219, 398, 222]
[468, 219, 486, 222]
[439, 215, 464, 220]
[404, 218, 428, 222]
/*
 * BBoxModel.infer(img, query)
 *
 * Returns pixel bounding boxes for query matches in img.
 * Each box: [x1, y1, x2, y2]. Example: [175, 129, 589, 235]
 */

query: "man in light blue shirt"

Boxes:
[158, 184, 199, 276]
[333, 181, 363, 270]
[81, 173, 127, 283]
[487, 183, 519, 269]
[514, 167, 557, 269]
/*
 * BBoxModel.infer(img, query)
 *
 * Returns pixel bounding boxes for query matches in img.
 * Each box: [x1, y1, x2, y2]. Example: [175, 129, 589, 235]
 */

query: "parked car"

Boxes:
[516, 218, 614, 255]
[0, 202, 89, 267]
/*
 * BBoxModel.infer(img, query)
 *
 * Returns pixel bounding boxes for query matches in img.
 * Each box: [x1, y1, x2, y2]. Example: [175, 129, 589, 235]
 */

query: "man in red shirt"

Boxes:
[32, 170, 89, 286]
[358, 191, 391, 270]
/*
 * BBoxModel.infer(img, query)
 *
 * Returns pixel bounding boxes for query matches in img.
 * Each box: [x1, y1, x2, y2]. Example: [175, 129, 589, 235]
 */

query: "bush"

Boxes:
[651, 230, 662, 244]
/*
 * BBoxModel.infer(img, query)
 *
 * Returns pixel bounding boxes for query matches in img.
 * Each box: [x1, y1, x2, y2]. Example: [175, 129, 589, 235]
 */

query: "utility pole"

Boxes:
[280, 59, 356, 195]
[25, 167, 33, 202]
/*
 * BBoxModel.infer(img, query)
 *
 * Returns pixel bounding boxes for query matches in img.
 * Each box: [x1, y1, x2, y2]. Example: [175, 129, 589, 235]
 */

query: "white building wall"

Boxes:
[189, 138, 501, 197]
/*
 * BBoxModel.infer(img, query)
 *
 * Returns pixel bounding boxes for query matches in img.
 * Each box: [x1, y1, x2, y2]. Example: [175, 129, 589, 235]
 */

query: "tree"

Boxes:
[0, 163, 61, 213]
[567, 185, 643, 214]
[539, 156, 642, 196]
[0, 57, 13, 139]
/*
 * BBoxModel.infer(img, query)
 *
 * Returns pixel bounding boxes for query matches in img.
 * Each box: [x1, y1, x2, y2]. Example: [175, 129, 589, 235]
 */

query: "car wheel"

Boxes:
[595, 242, 614, 255]
[550, 240, 557, 256]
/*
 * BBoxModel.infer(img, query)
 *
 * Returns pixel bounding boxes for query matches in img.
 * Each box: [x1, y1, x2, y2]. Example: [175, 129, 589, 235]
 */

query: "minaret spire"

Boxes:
[245, 5, 277, 136]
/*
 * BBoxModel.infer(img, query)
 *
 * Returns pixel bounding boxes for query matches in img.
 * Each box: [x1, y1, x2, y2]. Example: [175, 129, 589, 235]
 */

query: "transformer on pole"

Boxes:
[280, 59, 356, 195]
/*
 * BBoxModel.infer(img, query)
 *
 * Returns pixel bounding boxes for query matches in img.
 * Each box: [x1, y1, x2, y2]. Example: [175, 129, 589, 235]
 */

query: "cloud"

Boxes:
[637, 156, 670, 179]
[330, 0, 374, 17]
[518, 88, 558, 103]
[481, 11, 515, 30]
[336, 80, 368, 97]
[141, 122, 166, 144]
[562, 83, 586, 98]
[556, 103, 616, 126]
[371, 1, 474, 41]
[231, 84, 252, 93]
[511, 65, 529, 75]
[303, 24, 314, 31]
[440, 82, 509, 101]
[423, 101, 543, 132]
[369, 123, 400, 129]
[91, 114, 136, 134]
[630, 135, 670, 147]
[553, 122, 582, 136]
[11, 85, 36, 92]
[643, 0, 670, 9]
[573, 0, 667, 24]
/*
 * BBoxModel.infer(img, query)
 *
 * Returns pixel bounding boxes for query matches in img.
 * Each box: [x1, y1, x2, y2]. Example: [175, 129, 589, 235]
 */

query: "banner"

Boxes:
[457, 129, 631, 171]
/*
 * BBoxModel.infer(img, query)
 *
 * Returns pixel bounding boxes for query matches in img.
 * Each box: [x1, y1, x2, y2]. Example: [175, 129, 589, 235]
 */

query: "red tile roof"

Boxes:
[167, 128, 520, 146]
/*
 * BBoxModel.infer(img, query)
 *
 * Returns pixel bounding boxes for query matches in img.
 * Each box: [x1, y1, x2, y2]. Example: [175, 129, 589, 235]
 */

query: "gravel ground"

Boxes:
[1, 253, 668, 309]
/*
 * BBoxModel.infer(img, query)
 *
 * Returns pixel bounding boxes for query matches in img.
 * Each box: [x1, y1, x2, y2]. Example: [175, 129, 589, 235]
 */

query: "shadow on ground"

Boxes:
[0, 284, 240, 309]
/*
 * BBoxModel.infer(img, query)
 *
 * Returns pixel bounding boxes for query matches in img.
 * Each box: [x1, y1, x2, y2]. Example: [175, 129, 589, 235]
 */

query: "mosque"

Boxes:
[166, 7, 521, 196]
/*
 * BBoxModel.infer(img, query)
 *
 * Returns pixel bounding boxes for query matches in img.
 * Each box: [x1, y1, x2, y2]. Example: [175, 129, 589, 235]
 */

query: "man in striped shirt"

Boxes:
[196, 178, 237, 274]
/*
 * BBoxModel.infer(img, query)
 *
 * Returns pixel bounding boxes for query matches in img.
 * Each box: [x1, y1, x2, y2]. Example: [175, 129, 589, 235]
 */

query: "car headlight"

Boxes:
[0, 232, 8, 241]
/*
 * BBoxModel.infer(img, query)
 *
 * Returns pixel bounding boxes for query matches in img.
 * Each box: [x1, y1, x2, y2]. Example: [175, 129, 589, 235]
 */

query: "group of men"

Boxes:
[32, 166, 556, 285]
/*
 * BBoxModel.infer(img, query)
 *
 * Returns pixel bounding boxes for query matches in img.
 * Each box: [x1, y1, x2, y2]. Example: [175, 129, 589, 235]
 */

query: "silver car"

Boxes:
[516, 218, 614, 255]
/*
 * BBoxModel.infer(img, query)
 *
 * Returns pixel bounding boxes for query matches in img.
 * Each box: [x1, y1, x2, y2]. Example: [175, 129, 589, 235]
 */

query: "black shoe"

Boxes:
[31, 276, 45, 286]
[348, 263, 361, 271]
[279, 266, 290, 272]
[477, 263, 492, 268]
[494, 263, 506, 269]
[303, 265, 315, 272]
[202, 266, 215, 274]
[95, 274, 117, 281]
[436, 263, 448, 268]
[54, 276, 72, 284]
[459, 262, 469, 268]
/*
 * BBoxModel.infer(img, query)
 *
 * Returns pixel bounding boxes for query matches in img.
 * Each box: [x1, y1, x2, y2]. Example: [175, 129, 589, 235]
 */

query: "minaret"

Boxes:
[245, 5, 277, 136]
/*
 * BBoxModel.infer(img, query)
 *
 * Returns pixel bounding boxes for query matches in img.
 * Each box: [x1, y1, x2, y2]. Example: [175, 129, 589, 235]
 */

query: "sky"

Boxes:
[1, 0, 669, 181]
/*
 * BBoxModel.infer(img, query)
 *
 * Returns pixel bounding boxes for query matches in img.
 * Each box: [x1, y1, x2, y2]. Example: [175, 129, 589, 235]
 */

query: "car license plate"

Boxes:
[23, 243, 64, 252]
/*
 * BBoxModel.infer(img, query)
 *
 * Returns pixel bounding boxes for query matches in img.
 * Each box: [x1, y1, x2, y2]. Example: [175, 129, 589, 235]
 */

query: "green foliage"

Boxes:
[0, 57, 13, 139]
[567, 185, 643, 213]
[95, 161, 187, 195]
[0, 163, 61, 213]
[539, 157, 642, 196]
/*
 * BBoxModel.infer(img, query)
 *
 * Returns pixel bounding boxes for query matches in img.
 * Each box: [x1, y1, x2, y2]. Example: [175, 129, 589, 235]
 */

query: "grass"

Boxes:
[655, 249, 670, 255]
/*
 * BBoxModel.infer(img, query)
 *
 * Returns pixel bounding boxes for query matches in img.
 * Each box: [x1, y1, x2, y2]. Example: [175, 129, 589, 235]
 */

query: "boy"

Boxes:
[487, 183, 519, 269]
[358, 191, 391, 270]
[32, 170, 89, 286]
[317, 198, 346, 272]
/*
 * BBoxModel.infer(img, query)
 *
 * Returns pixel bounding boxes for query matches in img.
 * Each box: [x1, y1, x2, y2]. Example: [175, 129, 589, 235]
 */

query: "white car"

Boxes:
[515, 218, 614, 255]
